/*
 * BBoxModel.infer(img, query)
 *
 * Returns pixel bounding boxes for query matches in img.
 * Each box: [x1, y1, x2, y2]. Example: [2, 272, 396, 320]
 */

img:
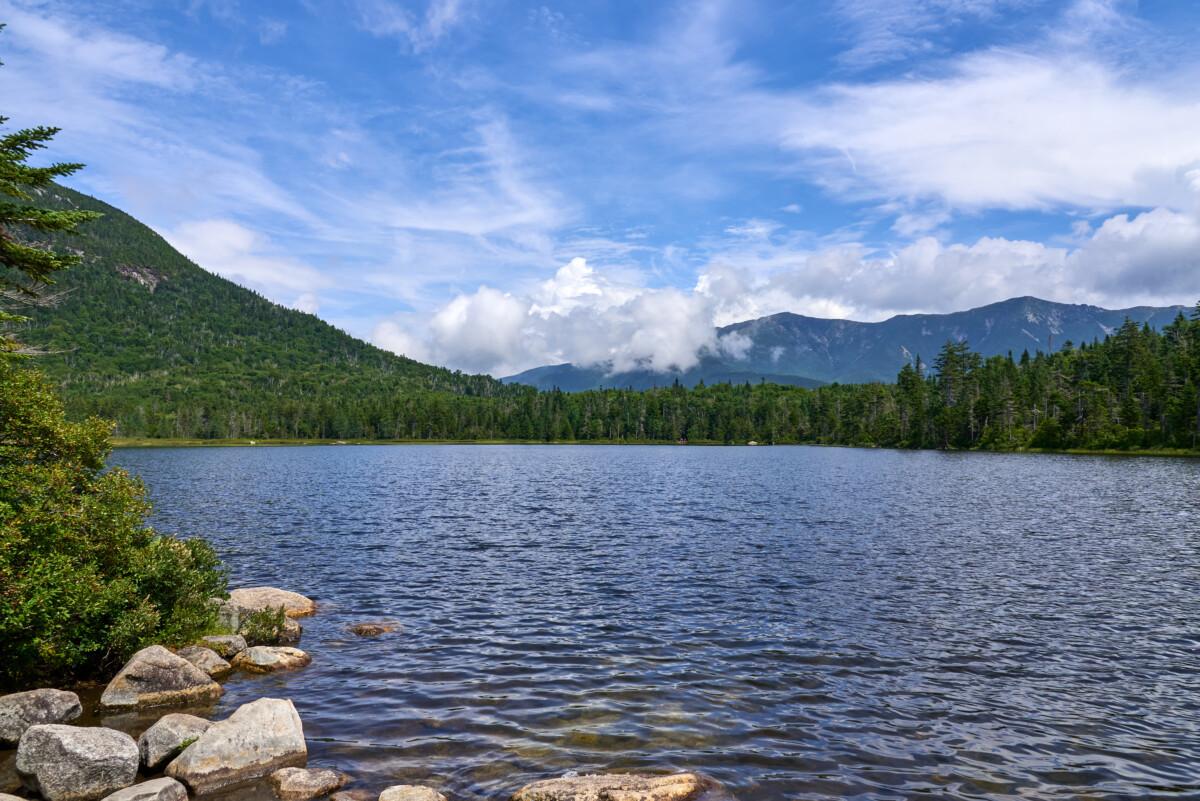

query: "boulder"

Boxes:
[231, 646, 311, 674]
[268, 767, 349, 800]
[164, 697, 306, 794]
[101, 777, 188, 801]
[200, 634, 247, 658]
[510, 773, 719, 801]
[15, 724, 138, 801]
[175, 646, 232, 679]
[0, 689, 82, 746]
[228, 587, 316, 618]
[0, 794, 24, 801]
[330, 791, 374, 801]
[99, 645, 224, 710]
[379, 787, 447, 801]
[350, 623, 394, 637]
[137, 713, 213, 773]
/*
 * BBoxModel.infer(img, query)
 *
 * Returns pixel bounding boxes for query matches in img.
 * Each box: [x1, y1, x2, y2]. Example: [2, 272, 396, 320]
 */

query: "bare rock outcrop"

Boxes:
[228, 587, 316, 618]
[164, 697, 306, 794]
[231, 646, 311, 674]
[101, 777, 188, 801]
[379, 787, 447, 801]
[137, 713, 213, 773]
[0, 689, 82, 747]
[15, 724, 138, 801]
[199, 634, 247, 658]
[174, 646, 232, 679]
[510, 773, 722, 801]
[99, 646, 223, 710]
[268, 767, 349, 800]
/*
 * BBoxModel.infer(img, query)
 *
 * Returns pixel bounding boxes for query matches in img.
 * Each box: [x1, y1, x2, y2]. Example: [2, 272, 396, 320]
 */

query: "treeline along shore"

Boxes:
[87, 310, 1200, 452]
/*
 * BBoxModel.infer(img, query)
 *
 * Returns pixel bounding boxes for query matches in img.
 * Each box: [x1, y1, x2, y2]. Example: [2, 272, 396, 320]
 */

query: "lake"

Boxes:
[108, 445, 1200, 800]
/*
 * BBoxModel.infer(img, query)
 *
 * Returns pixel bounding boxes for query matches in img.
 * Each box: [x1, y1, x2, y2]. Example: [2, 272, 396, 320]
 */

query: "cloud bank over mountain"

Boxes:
[1, 0, 1197, 376]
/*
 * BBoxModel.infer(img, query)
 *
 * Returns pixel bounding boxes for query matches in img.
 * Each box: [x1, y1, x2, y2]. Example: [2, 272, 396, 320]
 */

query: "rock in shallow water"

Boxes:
[137, 713, 213, 773]
[0, 689, 82, 747]
[231, 646, 311, 674]
[329, 791, 374, 801]
[175, 646, 232, 679]
[350, 623, 394, 637]
[101, 777, 188, 801]
[510, 773, 722, 801]
[99, 645, 224, 710]
[268, 767, 349, 800]
[228, 587, 317, 618]
[15, 724, 138, 801]
[200, 634, 247, 658]
[164, 697, 306, 794]
[379, 786, 447, 801]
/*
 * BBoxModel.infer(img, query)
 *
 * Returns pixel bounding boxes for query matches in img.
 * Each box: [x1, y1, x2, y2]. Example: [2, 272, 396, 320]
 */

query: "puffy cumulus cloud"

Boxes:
[159, 219, 328, 298]
[292, 292, 321, 314]
[372, 207, 1200, 377]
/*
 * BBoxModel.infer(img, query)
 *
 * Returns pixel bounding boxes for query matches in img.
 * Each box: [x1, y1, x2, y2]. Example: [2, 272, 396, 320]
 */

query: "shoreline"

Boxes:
[109, 437, 1200, 457]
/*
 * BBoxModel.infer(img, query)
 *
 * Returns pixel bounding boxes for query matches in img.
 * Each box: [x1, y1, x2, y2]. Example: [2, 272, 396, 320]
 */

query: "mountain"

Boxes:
[13, 184, 527, 437]
[505, 297, 1190, 389]
[508, 355, 826, 393]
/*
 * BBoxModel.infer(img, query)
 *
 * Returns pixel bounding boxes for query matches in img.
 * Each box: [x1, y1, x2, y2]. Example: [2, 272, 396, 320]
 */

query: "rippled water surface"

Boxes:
[108, 445, 1200, 800]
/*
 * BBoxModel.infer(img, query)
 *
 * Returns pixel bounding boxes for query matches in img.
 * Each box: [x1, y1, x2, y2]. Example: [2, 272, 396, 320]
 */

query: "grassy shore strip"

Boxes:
[109, 437, 1200, 455]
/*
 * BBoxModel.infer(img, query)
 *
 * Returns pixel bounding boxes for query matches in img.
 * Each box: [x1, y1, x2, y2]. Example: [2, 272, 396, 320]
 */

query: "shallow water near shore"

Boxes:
[103, 444, 1200, 800]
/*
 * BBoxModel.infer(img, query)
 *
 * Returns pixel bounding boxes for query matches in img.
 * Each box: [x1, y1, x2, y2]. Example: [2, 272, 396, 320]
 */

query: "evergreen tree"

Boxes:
[0, 25, 102, 355]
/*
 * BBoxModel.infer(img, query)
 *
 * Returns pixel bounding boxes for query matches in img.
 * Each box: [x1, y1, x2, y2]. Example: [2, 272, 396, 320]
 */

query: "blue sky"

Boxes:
[2, 0, 1199, 375]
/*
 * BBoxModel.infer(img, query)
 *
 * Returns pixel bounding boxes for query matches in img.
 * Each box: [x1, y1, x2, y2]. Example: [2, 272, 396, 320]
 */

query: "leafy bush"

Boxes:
[0, 362, 228, 688]
[239, 605, 289, 646]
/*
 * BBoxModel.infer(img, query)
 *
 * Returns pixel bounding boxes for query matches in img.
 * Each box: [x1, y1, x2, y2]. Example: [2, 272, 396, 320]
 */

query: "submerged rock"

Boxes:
[99, 646, 223, 710]
[200, 634, 247, 658]
[137, 713, 213, 773]
[15, 724, 138, 801]
[510, 773, 721, 801]
[101, 777, 188, 801]
[175, 646, 232, 679]
[231, 646, 311, 674]
[350, 623, 394, 637]
[268, 767, 349, 800]
[0, 689, 82, 747]
[379, 787, 447, 801]
[164, 697, 306, 794]
[330, 791, 375, 801]
[228, 587, 317, 618]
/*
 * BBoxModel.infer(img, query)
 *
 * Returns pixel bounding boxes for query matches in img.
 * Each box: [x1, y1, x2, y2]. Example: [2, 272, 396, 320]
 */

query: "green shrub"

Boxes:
[240, 605, 289, 646]
[0, 362, 228, 688]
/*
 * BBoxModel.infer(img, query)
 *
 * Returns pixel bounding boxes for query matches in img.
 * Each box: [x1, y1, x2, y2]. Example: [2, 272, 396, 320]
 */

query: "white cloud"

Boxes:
[373, 207, 1200, 376]
[292, 292, 320, 314]
[160, 219, 328, 298]
[784, 51, 1200, 211]
[354, 0, 474, 52]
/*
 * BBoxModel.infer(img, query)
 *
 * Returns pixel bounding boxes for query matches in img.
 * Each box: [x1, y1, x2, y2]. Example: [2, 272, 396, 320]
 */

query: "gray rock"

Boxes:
[231, 646, 311, 674]
[228, 587, 316, 618]
[15, 724, 138, 801]
[200, 634, 247, 658]
[164, 697, 306, 794]
[0, 689, 82, 746]
[99, 645, 224, 710]
[379, 787, 447, 801]
[137, 713, 213, 773]
[330, 791, 374, 801]
[101, 777, 188, 801]
[509, 773, 721, 801]
[174, 646, 232, 679]
[268, 767, 349, 800]
[0, 794, 24, 801]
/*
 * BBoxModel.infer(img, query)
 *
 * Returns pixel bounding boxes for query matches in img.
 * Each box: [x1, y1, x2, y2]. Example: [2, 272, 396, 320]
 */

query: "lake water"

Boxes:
[108, 445, 1200, 800]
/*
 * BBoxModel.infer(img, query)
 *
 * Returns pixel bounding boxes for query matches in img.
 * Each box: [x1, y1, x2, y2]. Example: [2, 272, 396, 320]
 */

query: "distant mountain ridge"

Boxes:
[505, 297, 1190, 390]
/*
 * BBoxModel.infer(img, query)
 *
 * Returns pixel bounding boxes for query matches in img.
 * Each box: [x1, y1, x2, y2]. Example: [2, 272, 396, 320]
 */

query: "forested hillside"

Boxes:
[13, 185, 527, 437]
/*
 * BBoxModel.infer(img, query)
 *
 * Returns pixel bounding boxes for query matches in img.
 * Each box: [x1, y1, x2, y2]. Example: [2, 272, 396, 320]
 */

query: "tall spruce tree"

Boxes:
[0, 24, 102, 355]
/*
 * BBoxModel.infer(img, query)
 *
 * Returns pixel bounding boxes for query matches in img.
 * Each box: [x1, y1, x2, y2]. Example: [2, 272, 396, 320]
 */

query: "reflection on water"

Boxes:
[95, 445, 1200, 800]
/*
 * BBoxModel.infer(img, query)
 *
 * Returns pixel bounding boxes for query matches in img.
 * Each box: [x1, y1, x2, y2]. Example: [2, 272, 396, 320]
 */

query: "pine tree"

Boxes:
[1, 25, 102, 355]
